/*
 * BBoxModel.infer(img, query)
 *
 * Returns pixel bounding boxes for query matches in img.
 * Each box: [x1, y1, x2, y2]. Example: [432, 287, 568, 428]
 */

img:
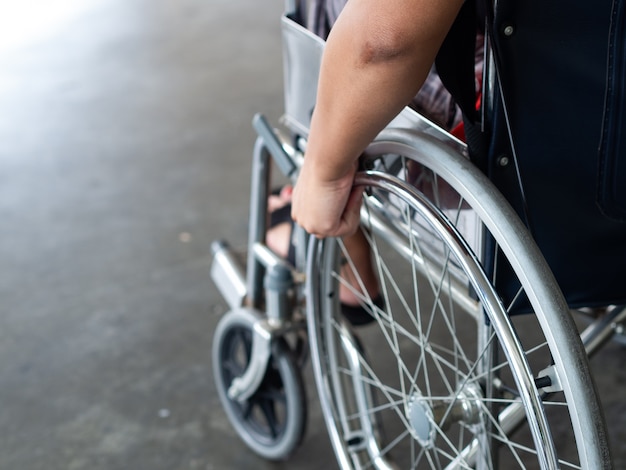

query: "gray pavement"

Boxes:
[0, 0, 624, 469]
[0, 1, 331, 468]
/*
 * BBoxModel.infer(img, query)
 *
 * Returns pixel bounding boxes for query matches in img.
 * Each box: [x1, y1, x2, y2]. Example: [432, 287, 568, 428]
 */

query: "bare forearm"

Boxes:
[305, 0, 464, 181]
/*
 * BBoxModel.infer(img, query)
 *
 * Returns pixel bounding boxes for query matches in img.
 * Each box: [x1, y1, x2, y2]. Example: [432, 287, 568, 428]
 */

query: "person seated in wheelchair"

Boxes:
[267, 0, 480, 325]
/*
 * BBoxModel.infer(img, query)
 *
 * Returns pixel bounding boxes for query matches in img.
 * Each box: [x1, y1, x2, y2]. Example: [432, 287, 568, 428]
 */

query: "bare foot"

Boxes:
[266, 185, 293, 259]
[267, 185, 293, 212]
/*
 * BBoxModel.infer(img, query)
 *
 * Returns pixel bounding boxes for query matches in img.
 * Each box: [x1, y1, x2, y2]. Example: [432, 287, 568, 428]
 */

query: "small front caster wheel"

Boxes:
[212, 308, 307, 460]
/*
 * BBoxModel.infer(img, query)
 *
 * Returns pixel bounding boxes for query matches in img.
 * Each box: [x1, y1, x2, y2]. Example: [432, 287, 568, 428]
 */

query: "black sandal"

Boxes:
[268, 202, 296, 266]
[341, 295, 384, 326]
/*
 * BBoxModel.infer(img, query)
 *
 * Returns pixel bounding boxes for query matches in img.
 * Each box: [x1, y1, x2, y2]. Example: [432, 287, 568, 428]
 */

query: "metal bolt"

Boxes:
[497, 155, 510, 167]
[503, 25, 515, 37]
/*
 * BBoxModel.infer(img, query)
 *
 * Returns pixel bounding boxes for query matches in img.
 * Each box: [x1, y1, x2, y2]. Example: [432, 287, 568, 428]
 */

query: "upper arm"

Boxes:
[331, 0, 465, 67]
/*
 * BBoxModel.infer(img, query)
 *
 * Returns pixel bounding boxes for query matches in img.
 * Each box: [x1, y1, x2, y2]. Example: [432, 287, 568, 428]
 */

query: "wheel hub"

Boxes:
[407, 383, 483, 448]
[407, 392, 436, 447]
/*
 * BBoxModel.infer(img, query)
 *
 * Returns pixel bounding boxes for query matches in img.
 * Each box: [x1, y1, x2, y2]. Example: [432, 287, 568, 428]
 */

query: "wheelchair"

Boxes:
[210, 0, 626, 468]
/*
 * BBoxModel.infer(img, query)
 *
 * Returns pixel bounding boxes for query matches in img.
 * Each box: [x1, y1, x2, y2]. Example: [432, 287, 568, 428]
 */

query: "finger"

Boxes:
[346, 186, 363, 212]
[341, 187, 363, 235]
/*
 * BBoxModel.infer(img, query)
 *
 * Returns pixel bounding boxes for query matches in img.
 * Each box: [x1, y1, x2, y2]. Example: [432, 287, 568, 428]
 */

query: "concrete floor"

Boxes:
[0, 0, 624, 469]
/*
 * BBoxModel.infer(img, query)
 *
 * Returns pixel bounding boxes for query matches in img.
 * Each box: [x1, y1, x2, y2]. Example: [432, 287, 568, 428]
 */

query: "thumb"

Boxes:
[346, 186, 363, 212]
[341, 187, 364, 235]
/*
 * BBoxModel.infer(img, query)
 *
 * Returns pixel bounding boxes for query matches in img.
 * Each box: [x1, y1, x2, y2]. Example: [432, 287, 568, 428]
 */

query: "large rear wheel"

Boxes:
[306, 130, 610, 469]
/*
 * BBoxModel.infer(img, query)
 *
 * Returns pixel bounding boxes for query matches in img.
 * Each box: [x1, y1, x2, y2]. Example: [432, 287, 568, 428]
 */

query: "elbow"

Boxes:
[358, 31, 413, 66]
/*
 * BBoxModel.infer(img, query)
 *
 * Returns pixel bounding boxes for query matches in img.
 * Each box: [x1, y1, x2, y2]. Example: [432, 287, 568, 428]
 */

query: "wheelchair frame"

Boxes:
[210, 1, 626, 468]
